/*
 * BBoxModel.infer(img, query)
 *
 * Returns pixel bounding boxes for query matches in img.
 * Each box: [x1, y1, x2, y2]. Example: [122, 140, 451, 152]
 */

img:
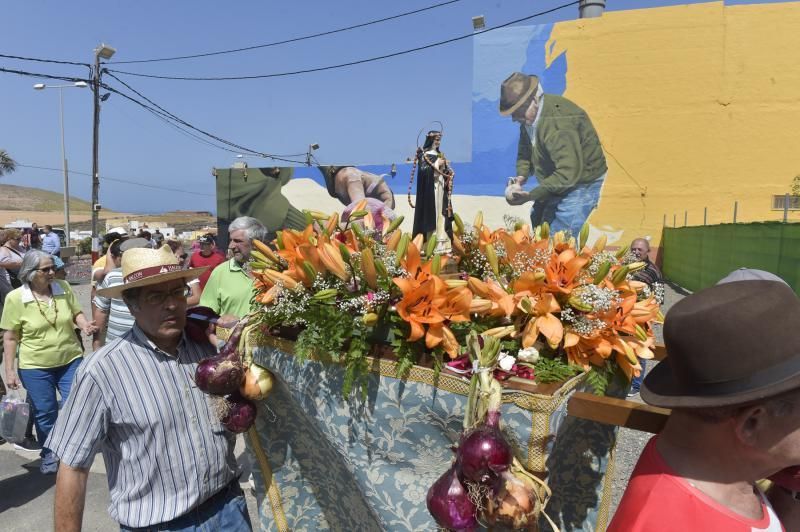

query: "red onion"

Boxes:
[195, 320, 247, 395]
[426, 465, 478, 531]
[221, 394, 257, 433]
[457, 411, 512, 484]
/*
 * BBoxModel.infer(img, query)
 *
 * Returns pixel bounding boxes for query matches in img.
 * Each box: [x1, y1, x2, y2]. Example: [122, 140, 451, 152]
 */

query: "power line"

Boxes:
[108, 0, 465, 65]
[102, 73, 267, 157]
[16, 163, 216, 197]
[106, 1, 579, 81]
[0, 66, 89, 84]
[0, 53, 90, 68]
[100, 78, 307, 164]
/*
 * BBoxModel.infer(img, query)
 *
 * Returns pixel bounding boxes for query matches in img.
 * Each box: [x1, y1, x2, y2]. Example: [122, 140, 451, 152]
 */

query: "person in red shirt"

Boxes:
[188, 234, 225, 290]
[609, 275, 800, 532]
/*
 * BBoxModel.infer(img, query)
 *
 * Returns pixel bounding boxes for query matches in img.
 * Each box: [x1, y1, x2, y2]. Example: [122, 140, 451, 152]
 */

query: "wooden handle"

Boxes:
[567, 391, 670, 434]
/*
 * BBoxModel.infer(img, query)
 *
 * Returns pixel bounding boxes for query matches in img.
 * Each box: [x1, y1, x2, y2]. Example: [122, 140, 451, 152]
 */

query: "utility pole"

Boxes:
[91, 43, 115, 262]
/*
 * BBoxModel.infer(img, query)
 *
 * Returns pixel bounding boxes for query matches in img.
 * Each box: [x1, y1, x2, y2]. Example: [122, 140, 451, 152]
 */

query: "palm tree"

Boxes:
[0, 149, 16, 176]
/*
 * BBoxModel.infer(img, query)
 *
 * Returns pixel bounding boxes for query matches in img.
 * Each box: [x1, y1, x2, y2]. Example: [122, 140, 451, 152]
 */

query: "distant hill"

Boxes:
[0, 183, 94, 212]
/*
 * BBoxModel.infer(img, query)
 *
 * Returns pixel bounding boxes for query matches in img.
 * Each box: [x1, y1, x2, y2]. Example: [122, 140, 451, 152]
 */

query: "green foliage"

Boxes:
[294, 301, 353, 364]
[0, 149, 16, 176]
[533, 357, 583, 384]
[343, 325, 370, 399]
[792, 175, 800, 197]
[585, 361, 617, 396]
[389, 314, 421, 380]
[76, 237, 92, 255]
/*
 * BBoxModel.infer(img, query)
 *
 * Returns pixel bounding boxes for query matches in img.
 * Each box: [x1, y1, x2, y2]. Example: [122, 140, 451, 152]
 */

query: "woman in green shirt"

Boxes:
[1, 250, 96, 474]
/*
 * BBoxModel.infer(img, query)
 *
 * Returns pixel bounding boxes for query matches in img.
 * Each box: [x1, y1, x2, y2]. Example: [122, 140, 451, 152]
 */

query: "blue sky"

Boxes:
[0, 0, 788, 213]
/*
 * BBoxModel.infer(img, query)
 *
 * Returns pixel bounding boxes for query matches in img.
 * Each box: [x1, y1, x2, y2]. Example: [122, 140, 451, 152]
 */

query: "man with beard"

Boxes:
[200, 216, 268, 320]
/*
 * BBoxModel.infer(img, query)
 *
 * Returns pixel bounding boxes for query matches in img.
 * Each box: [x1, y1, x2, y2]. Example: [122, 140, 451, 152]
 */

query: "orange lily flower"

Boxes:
[564, 332, 612, 370]
[467, 277, 515, 317]
[545, 248, 590, 294]
[520, 293, 563, 348]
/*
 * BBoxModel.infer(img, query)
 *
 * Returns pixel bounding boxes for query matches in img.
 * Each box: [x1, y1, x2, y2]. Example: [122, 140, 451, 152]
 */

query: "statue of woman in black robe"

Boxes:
[411, 131, 454, 253]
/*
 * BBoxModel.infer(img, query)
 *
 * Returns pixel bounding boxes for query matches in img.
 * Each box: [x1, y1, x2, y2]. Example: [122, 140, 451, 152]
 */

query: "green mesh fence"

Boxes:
[662, 222, 800, 293]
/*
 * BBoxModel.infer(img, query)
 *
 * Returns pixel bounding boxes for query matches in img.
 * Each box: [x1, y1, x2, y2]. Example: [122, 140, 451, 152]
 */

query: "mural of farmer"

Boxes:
[500, 72, 607, 235]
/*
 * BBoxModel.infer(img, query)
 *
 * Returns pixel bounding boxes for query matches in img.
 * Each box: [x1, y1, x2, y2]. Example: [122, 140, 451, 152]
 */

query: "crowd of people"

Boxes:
[0, 220, 255, 530]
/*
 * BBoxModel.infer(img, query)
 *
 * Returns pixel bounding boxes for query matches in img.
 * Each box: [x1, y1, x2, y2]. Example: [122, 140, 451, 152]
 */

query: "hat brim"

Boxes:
[641, 357, 800, 408]
[499, 83, 537, 116]
[96, 267, 208, 299]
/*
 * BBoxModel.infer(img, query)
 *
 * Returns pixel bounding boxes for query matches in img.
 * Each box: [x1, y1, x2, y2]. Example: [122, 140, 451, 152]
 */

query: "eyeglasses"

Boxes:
[142, 285, 191, 306]
[36, 266, 57, 273]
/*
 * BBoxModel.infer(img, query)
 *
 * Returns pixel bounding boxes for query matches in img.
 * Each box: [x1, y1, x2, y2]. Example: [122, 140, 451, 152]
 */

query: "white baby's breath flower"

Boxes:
[498, 351, 516, 372]
[517, 346, 540, 363]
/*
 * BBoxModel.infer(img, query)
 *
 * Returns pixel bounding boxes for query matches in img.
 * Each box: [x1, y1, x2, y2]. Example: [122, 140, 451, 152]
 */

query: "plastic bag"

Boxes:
[0, 391, 30, 444]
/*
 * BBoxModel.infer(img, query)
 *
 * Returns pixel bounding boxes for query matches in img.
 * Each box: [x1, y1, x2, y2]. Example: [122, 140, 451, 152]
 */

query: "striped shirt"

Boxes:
[93, 269, 135, 343]
[46, 324, 239, 528]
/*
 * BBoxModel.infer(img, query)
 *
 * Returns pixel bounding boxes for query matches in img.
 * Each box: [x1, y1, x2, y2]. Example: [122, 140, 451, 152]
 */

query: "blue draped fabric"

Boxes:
[248, 342, 620, 531]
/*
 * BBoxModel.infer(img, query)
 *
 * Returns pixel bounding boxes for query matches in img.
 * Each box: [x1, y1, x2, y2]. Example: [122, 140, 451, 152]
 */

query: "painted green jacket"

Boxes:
[516, 94, 607, 201]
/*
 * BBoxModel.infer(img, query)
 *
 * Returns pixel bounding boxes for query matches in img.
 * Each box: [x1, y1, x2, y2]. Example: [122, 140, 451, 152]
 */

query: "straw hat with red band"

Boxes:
[97, 245, 207, 299]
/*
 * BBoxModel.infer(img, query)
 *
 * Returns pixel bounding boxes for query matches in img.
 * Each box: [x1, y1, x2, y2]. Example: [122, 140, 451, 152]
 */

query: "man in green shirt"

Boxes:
[500, 72, 607, 236]
[199, 216, 268, 320]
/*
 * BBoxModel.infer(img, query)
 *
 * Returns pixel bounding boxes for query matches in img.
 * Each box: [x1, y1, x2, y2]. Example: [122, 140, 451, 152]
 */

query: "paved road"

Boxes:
[0, 280, 259, 531]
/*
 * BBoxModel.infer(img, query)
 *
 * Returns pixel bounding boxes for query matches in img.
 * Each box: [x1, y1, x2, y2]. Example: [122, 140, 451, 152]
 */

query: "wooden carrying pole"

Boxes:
[567, 343, 671, 433]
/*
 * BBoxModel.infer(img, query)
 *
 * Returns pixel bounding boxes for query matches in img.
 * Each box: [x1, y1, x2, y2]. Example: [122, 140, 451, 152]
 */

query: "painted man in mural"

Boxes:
[500, 72, 607, 236]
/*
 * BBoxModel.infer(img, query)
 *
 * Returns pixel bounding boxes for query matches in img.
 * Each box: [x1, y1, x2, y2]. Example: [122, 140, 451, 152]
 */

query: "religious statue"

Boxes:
[409, 130, 454, 255]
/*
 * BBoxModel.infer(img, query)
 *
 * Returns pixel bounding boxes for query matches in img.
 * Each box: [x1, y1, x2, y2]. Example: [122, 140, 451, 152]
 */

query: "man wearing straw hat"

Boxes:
[499, 72, 607, 236]
[609, 276, 800, 531]
[46, 245, 251, 531]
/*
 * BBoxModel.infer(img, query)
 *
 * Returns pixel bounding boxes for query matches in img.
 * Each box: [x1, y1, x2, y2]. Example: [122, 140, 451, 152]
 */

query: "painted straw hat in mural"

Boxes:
[499, 72, 540, 116]
[96, 245, 207, 299]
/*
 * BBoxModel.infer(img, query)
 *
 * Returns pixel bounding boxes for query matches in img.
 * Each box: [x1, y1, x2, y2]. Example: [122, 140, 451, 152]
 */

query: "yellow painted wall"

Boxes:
[547, 1, 800, 245]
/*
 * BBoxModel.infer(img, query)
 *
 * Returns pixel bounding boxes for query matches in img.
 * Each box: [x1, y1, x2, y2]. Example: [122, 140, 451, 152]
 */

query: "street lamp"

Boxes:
[33, 81, 88, 245]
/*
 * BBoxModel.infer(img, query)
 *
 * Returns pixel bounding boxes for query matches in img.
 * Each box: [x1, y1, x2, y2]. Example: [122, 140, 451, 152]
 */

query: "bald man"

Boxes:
[628, 238, 664, 397]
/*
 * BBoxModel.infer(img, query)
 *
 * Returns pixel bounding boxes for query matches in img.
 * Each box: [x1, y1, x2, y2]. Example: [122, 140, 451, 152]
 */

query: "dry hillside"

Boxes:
[0, 183, 96, 212]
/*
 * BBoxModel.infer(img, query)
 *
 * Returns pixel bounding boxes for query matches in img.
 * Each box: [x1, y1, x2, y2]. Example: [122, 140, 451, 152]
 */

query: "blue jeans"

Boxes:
[530, 176, 605, 236]
[18, 356, 82, 457]
[631, 357, 647, 392]
[120, 481, 252, 532]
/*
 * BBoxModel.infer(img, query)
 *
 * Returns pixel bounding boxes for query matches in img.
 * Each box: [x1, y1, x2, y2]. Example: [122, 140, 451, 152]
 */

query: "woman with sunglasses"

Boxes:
[0, 250, 96, 474]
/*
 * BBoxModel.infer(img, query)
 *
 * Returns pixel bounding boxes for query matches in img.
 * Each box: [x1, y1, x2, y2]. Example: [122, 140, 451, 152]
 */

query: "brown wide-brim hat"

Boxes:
[641, 280, 800, 408]
[97, 245, 207, 299]
[499, 72, 539, 116]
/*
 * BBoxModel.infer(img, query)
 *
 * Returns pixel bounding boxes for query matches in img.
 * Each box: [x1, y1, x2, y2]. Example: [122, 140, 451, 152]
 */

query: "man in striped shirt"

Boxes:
[92, 238, 146, 348]
[47, 246, 251, 531]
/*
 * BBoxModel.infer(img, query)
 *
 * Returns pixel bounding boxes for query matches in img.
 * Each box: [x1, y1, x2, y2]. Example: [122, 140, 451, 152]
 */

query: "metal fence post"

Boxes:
[784, 193, 790, 223]
[663, 214, 666, 227]
[704, 207, 707, 226]
[684, 210, 688, 226]
[733, 201, 738, 223]
[673, 214, 676, 227]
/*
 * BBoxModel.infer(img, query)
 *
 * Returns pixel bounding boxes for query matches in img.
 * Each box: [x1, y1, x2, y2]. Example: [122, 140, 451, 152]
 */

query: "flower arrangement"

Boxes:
[249, 201, 663, 396]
